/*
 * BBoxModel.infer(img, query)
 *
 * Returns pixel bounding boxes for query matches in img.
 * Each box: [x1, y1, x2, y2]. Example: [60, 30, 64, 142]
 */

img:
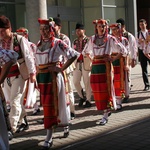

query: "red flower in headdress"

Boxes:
[109, 23, 122, 42]
[38, 18, 49, 25]
[16, 29, 28, 34]
[93, 19, 107, 25]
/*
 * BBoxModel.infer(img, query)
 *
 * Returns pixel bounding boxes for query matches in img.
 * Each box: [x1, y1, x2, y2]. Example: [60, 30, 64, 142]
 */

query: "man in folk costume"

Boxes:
[116, 18, 137, 102]
[53, 17, 75, 137]
[36, 18, 79, 149]
[0, 15, 36, 135]
[16, 27, 40, 115]
[109, 23, 129, 110]
[72, 23, 92, 108]
[0, 49, 18, 150]
[82, 19, 128, 125]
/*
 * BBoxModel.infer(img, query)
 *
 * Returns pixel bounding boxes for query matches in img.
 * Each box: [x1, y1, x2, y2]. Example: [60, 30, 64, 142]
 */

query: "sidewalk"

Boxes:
[10, 64, 150, 150]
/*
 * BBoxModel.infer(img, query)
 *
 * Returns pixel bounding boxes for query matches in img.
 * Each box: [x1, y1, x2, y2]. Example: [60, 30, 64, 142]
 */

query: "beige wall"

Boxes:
[83, 0, 125, 37]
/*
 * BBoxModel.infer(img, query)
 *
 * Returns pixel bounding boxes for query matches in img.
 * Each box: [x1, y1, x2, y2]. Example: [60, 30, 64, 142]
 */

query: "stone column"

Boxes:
[25, 0, 47, 43]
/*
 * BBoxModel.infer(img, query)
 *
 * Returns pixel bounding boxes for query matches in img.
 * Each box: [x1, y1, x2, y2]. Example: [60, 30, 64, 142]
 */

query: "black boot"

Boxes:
[16, 116, 29, 133]
[78, 89, 86, 107]
[78, 97, 86, 107]
[8, 131, 14, 140]
[63, 126, 69, 138]
[83, 101, 92, 108]
[37, 118, 44, 124]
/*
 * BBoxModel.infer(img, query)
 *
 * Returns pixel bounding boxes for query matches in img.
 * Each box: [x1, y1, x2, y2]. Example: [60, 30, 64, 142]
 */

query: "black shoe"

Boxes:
[40, 141, 53, 150]
[32, 108, 41, 116]
[78, 98, 86, 107]
[37, 118, 44, 124]
[143, 86, 149, 91]
[64, 126, 69, 138]
[64, 131, 69, 138]
[70, 112, 75, 120]
[83, 101, 92, 108]
[108, 111, 111, 117]
[117, 104, 122, 110]
[122, 97, 129, 103]
[7, 105, 11, 113]
[8, 131, 13, 140]
[16, 123, 29, 133]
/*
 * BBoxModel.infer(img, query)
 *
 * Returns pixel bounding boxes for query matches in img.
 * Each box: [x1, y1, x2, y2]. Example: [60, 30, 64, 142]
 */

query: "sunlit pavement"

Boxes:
[10, 64, 150, 150]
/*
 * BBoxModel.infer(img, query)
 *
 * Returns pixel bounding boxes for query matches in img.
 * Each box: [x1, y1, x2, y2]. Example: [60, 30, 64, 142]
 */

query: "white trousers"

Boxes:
[2, 75, 27, 132]
[66, 73, 75, 114]
[125, 66, 131, 97]
[73, 62, 92, 101]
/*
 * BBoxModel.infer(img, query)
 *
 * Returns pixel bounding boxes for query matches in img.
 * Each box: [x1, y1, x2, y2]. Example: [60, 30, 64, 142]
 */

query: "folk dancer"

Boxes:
[0, 15, 36, 135]
[72, 23, 92, 108]
[109, 23, 129, 110]
[36, 18, 79, 149]
[116, 18, 137, 102]
[82, 19, 128, 125]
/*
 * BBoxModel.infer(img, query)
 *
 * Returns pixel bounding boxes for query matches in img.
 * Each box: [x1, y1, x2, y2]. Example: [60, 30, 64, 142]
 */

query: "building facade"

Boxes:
[0, 0, 143, 44]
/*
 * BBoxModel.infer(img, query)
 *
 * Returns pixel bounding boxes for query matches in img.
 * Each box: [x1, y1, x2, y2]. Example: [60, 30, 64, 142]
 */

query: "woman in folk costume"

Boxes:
[16, 28, 40, 115]
[109, 23, 129, 110]
[36, 18, 79, 149]
[82, 19, 128, 125]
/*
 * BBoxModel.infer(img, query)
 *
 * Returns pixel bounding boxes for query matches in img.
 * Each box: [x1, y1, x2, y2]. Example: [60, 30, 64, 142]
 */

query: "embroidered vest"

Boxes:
[73, 36, 89, 61]
[7, 34, 23, 77]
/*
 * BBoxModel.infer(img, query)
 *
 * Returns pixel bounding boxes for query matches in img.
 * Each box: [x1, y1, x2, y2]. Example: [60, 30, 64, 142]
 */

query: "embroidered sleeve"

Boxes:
[19, 36, 36, 74]
[58, 40, 80, 59]
[128, 33, 138, 60]
[109, 36, 128, 57]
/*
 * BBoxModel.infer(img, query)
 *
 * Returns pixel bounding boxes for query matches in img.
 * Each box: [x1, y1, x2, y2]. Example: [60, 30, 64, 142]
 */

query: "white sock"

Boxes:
[34, 102, 39, 110]
[43, 129, 52, 147]
[116, 99, 122, 105]
[103, 109, 109, 119]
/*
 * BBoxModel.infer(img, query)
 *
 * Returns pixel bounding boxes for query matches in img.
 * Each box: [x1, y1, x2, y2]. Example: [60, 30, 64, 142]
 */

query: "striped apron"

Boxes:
[112, 53, 125, 100]
[37, 63, 59, 129]
[90, 56, 116, 110]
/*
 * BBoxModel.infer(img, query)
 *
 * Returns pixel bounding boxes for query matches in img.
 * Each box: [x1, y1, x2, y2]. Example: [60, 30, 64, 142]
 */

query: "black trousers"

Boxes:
[139, 49, 150, 87]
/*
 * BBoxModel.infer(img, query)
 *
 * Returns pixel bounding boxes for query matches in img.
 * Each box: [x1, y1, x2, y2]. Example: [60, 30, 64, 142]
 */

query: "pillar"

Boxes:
[25, 0, 47, 43]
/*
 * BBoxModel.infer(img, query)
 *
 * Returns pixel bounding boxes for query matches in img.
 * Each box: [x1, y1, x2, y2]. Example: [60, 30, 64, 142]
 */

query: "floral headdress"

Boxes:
[16, 28, 29, 39]
[37, 17, 55, 48]
[93, 19, 109, 44]
[109, 23, 122, 42]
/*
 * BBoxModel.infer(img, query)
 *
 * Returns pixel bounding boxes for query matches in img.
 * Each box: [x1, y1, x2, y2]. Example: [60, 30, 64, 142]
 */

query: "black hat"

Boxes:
[75, 23, 84, 30]
[0, 15, 11, 28]
[53, 17, 61, 26]
[116, 18, 125, 26]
